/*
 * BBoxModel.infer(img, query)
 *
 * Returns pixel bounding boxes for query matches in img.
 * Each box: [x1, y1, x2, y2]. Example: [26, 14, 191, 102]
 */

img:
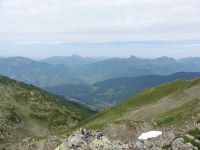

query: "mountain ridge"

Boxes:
[41, 55, 106, 68]
[1, 56, 200, 87]
[71, 56, 200, 83]
[0, 57, 81, 87]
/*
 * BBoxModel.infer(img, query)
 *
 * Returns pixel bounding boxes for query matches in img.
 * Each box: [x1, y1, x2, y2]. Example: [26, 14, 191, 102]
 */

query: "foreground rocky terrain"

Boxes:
[56, 126, 200, 150]
[13, 122, 200, 150]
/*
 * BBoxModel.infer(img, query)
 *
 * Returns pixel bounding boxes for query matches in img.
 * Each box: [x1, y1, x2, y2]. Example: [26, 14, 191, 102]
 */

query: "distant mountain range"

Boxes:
[45, 72, 200, 110]
[71, 56, 200, 83]
[1, 56, 200, 88]
[41, 55, 106, 68]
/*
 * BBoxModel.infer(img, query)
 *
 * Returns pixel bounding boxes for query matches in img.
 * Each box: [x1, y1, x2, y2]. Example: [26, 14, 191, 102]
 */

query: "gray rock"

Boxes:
[134, 130, 175, 149]
[135, 140, 145, 149]
[56, 128, 134, 150]
[171, 138, 198, 150]
[186, 134, 195, 140]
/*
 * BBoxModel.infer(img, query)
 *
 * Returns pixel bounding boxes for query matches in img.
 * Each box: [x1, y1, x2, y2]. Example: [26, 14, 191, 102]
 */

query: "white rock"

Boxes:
[138, 131, 162, 140]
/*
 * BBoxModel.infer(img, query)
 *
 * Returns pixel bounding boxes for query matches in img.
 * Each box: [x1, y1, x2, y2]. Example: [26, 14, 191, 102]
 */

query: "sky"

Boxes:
[0, 0, 200, 58]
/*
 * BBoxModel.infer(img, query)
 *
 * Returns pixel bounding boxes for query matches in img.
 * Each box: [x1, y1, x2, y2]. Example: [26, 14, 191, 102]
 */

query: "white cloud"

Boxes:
[0, 0, 200, 42]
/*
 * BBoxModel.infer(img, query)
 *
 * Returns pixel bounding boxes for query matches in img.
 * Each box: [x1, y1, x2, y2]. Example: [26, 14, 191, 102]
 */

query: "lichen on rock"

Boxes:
[55, 128, 134, 150]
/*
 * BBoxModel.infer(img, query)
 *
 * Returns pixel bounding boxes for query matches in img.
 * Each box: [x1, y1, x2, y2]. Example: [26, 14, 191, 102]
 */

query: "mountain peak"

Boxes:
[154, 56, 175, 61]
[71, 54, 82, 58]
[128, 55, 138, 60]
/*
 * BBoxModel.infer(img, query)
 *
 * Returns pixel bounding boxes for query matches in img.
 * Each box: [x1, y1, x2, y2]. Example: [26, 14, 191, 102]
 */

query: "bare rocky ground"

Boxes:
[11, 120, 200, 150]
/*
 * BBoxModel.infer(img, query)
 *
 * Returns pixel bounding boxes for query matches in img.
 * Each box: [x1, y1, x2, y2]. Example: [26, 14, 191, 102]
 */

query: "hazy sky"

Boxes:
[0, 0, 200, 58]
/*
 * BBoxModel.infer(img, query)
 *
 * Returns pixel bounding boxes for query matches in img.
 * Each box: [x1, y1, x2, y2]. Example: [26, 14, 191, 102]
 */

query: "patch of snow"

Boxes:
[138, 131, 162, 140]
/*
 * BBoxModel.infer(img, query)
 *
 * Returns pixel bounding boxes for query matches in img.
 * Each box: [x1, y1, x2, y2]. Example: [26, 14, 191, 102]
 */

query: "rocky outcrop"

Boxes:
[10, 124, 200, 150]
[55, 128, 200, 150]
[55, 128, 134, 150]
[135, 130, 175, 149]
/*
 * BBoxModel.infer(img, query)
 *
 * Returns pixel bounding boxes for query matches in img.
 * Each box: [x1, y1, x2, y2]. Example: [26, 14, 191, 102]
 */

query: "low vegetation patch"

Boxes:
[156, 99, 199, 127]
[184, 135, 200, 149]
[188, 129, 200, 140]
[5, 109, 22, 125]
[157, 114, 183, 127]
[30, 113, 49, 121]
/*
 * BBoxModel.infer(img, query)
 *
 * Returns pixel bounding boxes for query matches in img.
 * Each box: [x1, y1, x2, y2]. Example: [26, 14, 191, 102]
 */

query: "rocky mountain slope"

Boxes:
[55, 128, 200, 150]
[0, 75, 95, 149]
[13, 77, 200, 150]
[45, 72, 200, 110]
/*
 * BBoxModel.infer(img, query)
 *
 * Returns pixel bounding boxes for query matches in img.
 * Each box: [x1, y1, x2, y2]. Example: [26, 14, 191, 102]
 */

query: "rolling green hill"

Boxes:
[0, 75, 95, 148]
[81, 77, 200, 131]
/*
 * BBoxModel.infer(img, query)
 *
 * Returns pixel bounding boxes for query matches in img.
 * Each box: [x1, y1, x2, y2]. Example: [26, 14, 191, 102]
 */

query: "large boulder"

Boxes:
[134, 130, 175, 149]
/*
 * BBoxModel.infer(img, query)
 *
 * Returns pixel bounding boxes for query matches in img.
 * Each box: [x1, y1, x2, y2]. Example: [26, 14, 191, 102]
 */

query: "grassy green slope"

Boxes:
[0, 75, 95, 147]
[63, 100, 97, 117]
[81, 78, 200, 129]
